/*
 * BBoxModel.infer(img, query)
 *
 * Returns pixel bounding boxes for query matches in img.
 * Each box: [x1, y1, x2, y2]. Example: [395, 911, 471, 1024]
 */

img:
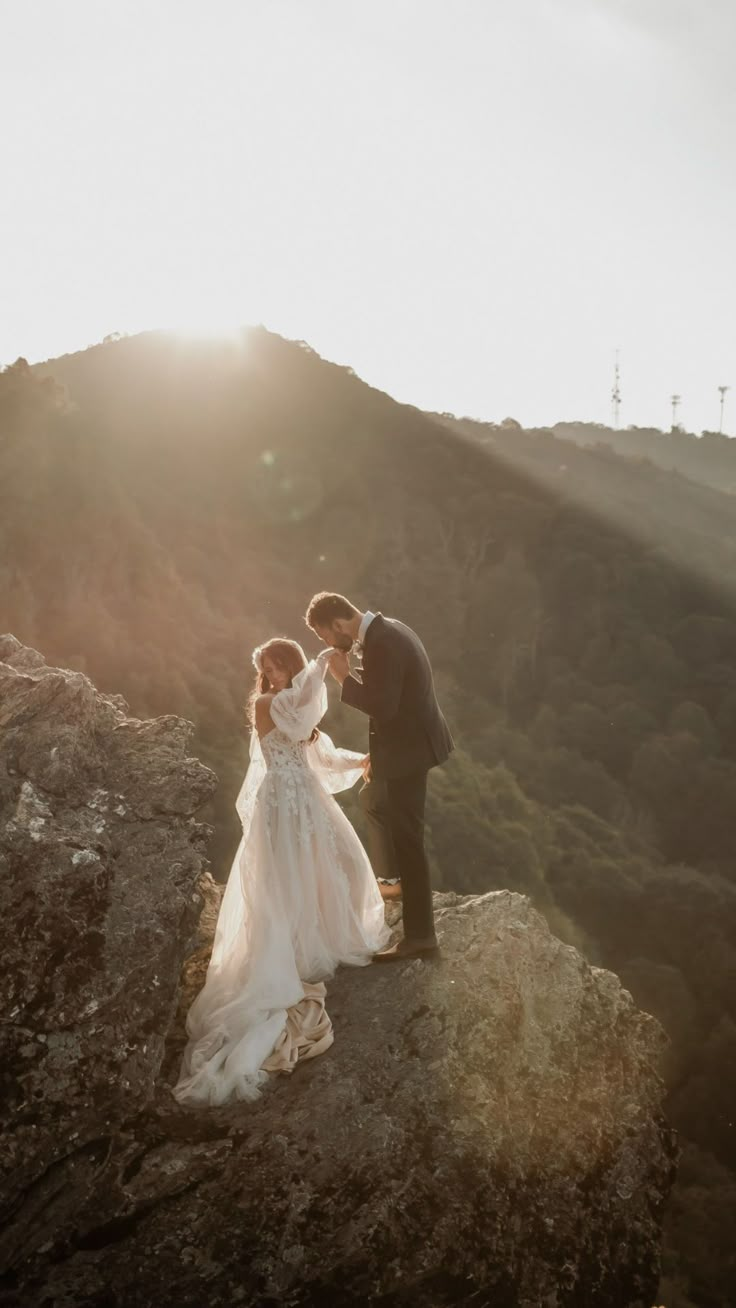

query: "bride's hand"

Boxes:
[361, 756, 371, 780]
[327, 649, 350, 685]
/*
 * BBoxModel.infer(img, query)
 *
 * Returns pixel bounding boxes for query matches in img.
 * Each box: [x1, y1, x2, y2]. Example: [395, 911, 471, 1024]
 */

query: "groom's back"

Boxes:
[366, 615, 454, 779]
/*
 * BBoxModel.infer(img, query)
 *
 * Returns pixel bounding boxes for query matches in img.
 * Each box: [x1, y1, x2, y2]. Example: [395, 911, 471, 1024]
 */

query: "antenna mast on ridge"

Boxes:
[671, 394, 681, 429]
[718, 385, 730, 434]
[611, 350, 621, 429]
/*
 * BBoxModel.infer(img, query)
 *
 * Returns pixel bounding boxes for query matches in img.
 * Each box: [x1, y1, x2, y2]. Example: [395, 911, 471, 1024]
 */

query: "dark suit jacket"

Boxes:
[340, 614, 454, 780]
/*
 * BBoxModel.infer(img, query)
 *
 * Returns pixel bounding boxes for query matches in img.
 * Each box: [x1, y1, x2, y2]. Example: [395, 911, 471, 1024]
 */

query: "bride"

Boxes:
[172, 637, 391, 1106]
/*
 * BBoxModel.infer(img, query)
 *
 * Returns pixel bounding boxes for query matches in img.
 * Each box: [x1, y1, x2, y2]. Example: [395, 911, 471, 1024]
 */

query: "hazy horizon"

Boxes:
[2, 0, 734, 433]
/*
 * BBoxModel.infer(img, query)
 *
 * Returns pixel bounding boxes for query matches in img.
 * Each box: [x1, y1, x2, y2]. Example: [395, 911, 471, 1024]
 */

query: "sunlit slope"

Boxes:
[437, 413, 736, 604]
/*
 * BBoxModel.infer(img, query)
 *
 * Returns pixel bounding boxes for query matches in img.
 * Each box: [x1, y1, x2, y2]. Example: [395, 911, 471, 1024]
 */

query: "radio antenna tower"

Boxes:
[718, 385, 730, 434]
[611, 350, 621, 429]
[671, 394, 681, 429]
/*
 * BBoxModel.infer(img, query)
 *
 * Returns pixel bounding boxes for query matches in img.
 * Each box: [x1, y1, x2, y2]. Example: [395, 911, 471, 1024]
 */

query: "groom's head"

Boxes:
[305, 592, 361, 651]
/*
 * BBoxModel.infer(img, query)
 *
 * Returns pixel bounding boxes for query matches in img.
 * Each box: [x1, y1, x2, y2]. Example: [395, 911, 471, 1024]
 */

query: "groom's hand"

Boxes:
[327, 649, 350, 685]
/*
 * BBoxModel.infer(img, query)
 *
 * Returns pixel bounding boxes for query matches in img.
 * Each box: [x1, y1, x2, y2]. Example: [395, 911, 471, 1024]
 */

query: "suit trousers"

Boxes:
[359, 770, 436, 943]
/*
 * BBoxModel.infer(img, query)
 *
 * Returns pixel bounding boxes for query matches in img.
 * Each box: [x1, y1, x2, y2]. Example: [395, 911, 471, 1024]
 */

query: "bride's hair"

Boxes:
[246, 637, 318, 740]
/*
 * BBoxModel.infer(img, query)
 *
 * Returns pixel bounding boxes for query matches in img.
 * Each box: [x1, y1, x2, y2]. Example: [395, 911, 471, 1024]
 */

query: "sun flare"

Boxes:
[166, 313, 248, 344]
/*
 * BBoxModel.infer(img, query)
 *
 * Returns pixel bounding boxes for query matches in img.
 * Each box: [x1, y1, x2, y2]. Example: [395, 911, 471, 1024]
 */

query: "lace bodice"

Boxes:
[259, 729, 312, 773]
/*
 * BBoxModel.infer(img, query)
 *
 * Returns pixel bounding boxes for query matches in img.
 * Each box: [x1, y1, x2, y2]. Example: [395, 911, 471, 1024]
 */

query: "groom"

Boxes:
[305, 592, 454, 962]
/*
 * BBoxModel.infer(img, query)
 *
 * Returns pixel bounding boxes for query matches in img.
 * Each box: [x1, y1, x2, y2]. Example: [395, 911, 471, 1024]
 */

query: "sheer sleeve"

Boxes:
[308, 730, 367, 793]
[234, 729, 266, 840]
[213, 730, 267, 970]
[268, 649, 331, 742]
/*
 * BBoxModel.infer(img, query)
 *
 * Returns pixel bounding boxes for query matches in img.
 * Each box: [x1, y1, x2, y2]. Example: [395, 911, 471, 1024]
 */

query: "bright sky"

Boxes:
[1, 0, 734, 432]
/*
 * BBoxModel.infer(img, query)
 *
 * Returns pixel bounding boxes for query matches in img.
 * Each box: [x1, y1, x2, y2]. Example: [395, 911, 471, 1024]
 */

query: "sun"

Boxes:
[166, 312, 248, 344]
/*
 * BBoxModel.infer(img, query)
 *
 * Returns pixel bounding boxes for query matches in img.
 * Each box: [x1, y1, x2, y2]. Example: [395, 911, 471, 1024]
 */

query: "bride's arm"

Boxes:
[268, 653, 330, 742]
[308, 730, 368, 793]
[314, 732, 366, 771]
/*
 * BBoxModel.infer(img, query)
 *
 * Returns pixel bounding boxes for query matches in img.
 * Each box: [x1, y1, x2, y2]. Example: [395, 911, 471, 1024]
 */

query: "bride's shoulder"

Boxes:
[254, 692, 276, 735]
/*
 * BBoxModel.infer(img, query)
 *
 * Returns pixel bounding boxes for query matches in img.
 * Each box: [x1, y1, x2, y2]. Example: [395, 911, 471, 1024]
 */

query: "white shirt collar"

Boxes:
[357, 610, 376, 644]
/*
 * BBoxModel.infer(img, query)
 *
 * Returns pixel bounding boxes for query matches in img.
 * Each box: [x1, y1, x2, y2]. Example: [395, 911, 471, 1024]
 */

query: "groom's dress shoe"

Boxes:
[378, 880, 402, 902]
[372, 937, 440, 963]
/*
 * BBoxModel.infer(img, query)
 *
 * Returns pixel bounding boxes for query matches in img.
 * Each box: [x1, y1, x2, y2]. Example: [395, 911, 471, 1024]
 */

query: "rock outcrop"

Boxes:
[0, 638, 677, 1308]
[0, 637, 217, 1268]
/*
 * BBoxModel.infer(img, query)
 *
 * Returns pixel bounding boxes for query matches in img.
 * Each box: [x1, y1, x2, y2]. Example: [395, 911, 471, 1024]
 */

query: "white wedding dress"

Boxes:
[172, 648, 390, 1106]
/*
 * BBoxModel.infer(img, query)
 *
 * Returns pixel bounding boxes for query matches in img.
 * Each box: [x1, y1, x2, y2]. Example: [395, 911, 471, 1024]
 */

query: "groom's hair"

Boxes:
[305, 592, 359, 631]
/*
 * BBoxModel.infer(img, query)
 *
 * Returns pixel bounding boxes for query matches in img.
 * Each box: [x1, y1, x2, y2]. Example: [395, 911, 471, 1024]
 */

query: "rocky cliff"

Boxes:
[0, 637, 677, 1308]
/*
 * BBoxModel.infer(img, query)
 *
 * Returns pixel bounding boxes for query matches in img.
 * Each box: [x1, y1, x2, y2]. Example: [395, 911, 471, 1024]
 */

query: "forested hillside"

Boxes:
[3, 330, 736, 1306]
[545, 418, 736, 496]
[441, 414, 736, 594]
